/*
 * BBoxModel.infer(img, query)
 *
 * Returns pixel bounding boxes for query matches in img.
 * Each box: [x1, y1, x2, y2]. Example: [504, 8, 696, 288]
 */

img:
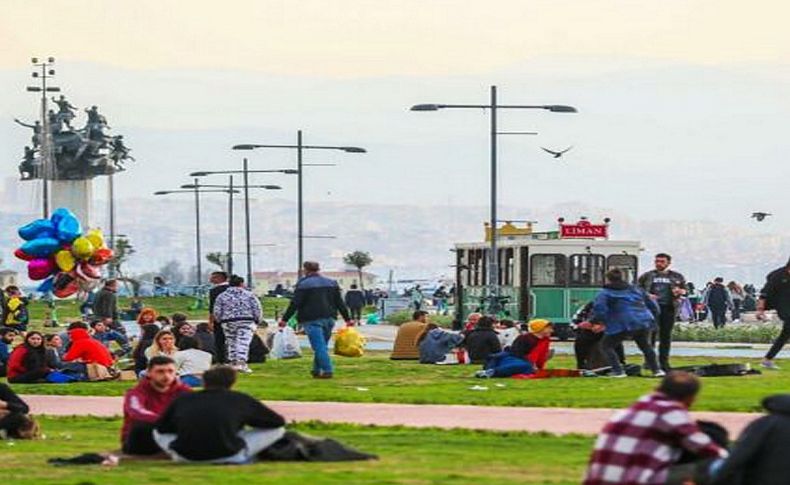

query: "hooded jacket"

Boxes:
[63, 328, 114, 367]
[418, 328, 464, 364]
[591, 282, 658, 336]
[464, 328, 502, 364]
[712, 394, 790, 485]
[760, 261, 790, 320]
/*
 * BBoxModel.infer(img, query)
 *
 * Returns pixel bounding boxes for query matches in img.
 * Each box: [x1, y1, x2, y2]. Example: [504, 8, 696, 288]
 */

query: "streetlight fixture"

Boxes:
[410, 86, 577, 316]
[154, 183, 240, 285]
[184, 178, 281, 285]
[232, 131, 366, 277]
[26, 56, 60, 218]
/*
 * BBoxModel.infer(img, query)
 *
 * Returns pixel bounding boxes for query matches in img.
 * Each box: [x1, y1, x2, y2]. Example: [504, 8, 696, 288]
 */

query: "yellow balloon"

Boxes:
[86, 229, 105, 249]
[55, 249, 76, 272]
[71, 236, 95, 260]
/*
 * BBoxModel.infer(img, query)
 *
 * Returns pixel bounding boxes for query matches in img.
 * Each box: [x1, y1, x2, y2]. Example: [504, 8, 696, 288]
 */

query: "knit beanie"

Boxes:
[528, 319, 552, 334]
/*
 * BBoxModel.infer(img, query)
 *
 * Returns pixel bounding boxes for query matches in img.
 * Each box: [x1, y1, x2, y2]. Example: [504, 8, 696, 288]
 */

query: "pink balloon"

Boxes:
[28, 258, 56, 281]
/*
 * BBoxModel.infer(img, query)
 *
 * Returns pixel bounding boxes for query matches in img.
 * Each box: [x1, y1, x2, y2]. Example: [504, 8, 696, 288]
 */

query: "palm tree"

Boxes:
[343, 251, 373, 290]
[205, 252, 229, 271]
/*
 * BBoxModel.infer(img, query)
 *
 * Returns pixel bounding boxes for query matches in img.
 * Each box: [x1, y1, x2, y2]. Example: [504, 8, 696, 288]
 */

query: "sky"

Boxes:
[1, 0, 789, 232]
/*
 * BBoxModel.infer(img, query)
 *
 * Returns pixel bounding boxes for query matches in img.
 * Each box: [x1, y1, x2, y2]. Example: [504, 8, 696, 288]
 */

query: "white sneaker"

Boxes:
[653, 370, 666, 378]
[761, 360, 781, 371]
[609, 372, 627, 378]
[232, 363, 253, 374]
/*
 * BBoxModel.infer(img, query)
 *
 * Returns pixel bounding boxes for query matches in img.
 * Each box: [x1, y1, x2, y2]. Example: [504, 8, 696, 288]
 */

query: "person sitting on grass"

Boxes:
[463, 312, 482, 333]
[583, 372, 727, 485]
[591, 268, 663, 378]
[90, 319, 132, 358]
[464, 316, 502, 364]
[0, 327, 17, 378]
[63, 323, 115, 368]
[418, 324, 465, 364]
[0, 383, 39, 439]
[390, 310, 429, 360]
[153, 365, 286, 464]
[144, 330, 179, 361]
[173, 336, 213, 388]
[6, 331, 51, 383]
[133, 324, 160, 376]
[173, 321, 196, 347]
[136, 307, 159, 328]
[477, 319, 553, 378]
[710, 394, 790, 485]
[121, 356, 191, 455]
[194, 323, 217, 360]
[496, 319, 519, 350]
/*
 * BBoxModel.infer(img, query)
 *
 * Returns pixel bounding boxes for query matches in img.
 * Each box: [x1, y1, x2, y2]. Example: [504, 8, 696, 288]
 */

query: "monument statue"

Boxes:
[14, 95, 133, 181]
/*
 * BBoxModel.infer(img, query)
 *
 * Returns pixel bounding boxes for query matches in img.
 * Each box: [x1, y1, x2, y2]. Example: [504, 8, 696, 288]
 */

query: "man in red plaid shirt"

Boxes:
[583, 372, 727, 485]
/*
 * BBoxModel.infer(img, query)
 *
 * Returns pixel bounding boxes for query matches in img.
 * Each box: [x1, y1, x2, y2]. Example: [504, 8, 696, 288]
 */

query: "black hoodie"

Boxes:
[712, 394, 790, 485]
[760, 260, 790, 320]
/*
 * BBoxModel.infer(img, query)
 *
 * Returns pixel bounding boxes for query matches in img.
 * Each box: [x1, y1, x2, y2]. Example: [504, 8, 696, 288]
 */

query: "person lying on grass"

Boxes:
[477, 319, 553, 378]
[121, 356, 191, 456]
[153, 365, 286, 464]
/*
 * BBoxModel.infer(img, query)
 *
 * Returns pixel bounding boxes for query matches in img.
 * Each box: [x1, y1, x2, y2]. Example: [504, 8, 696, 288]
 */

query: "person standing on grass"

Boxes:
[153, 365, 286, 463]
[93, 279, 119, 328]
[280, 261, 352, 379]
[591, 269, 663, 378]
[208, 271, 230, 363]
[583, 372, 727, 485]
[121, 356, 191, 455]
[759, 257, 790, 370]
[704, 277, 733, 329]
[727, 281, 745, 323]
[213, 275, 262, 374]
[638, 253, 687, 371]
[344, 284, 366, 324]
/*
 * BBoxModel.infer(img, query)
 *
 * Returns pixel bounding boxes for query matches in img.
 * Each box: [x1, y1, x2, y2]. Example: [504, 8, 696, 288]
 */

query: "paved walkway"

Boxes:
[22, 395, 759, 437]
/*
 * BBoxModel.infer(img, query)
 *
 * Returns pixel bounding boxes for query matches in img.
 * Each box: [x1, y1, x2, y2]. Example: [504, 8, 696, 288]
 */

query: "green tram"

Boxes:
[454, 219, 641, 339]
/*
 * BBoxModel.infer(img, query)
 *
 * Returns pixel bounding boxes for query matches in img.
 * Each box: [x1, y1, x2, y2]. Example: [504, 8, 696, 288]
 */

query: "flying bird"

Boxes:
[541, 146, 573, 158]
[751, 212, 772, 222]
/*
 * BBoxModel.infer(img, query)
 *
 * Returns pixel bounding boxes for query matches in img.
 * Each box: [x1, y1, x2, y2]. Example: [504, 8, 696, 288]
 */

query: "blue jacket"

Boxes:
[418, 328, 464, 364]
[0, 341, 10, 364]
[281, 273, 351, 324]
[592, 282, 658, 335]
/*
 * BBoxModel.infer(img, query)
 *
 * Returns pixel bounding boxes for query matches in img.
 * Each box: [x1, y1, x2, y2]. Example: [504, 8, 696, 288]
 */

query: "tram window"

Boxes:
[501, 248, 515, 285]
[530, 254, 567, 286]
[607, 254, 638, 284]
[569, 254, 605, 287]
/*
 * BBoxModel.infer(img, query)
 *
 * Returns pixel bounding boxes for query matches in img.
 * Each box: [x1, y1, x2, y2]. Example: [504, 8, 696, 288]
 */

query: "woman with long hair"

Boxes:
[727, 281, 745, 323]
[136, 307, 159, 327]
[133, 323, 160, 375]
[144, 329, 178, 360]
[7, 331, 51, 383]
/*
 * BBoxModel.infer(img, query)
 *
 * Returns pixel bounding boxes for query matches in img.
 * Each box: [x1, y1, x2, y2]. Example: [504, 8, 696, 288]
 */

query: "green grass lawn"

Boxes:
[10, 353, 787, 412]
[1, 417, 592, 485]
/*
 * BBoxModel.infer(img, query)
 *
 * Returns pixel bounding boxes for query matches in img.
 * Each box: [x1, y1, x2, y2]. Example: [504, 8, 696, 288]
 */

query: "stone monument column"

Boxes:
[50, 179, 93, 226]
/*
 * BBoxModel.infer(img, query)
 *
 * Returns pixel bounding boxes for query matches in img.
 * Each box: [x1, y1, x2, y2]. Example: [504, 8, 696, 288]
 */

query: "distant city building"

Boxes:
[0, 270, 19, 289]
[253, 270, 377, 295]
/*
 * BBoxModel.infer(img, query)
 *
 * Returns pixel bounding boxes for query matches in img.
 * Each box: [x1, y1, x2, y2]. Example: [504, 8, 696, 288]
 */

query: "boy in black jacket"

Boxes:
[153, 365, 285, 463]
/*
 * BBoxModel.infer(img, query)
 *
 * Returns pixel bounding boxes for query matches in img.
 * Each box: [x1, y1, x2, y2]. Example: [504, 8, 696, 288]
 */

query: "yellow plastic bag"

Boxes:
[334, 326, 366, 358]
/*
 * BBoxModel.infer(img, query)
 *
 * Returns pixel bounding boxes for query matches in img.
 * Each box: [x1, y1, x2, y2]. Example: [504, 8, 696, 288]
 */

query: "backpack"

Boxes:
[334, 327, 366, 358]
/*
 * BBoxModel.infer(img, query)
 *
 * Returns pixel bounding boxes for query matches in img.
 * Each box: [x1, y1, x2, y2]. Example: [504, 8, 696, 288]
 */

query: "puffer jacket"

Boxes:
[591, 282, 658, 335]
[63, 328, 114, 367]
[418, 328, 464, 364]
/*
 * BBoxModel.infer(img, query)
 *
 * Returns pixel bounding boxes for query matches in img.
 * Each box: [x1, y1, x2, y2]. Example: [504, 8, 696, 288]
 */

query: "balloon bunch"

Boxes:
[15, 208, 114, 298]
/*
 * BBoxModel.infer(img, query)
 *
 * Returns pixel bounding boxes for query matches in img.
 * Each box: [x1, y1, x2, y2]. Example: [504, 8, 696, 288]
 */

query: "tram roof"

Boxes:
[454, 238, 641, 250]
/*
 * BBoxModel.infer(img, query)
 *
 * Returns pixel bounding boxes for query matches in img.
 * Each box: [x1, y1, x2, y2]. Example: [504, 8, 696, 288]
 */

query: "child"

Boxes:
[4, 286, 29, 333]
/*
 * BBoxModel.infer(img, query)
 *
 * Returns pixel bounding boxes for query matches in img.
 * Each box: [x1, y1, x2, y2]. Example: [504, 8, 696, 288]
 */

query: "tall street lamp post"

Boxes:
[233, 130, 366, 277]
[154, 185, 240, 286]
[182, 180, 281, 284]
[25, 57, 60, 218]
[411, 85, 577, 315]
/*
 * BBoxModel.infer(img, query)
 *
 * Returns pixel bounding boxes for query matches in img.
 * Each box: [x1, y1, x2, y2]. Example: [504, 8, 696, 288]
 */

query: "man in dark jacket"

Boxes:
[704, 277, 733, 329]
[638, 253, 687, 371]
[279, 262, 351, 378]
[759, 257, 790, 370]
[464, 316, 502, 364]
[154, 365, 286, 463]
[711, 394, 790, 485]
[344, 284, 366, 324]
[92, 280, 118, 326]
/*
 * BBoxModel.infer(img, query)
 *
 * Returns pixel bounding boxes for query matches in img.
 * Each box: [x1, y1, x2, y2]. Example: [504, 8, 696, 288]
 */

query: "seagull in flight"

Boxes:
[751, 212, 772, 222]
[541, 146, 573, 159]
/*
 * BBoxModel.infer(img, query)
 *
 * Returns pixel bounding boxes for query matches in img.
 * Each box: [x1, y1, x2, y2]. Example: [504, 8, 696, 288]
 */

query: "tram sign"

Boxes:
[559, 220, 609, 239]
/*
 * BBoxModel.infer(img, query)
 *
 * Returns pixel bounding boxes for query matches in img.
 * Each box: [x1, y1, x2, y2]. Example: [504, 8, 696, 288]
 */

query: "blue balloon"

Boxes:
[50, 207, 74, 226]
[37, 276, 55, 293]
[56, 212, 82, 243]
[21, 237, 62, 258]
[18, 219, 56, 241]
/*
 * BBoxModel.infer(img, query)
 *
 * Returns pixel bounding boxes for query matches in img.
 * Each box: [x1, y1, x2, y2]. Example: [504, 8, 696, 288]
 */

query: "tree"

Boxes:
[112, 237, 135, 277]
[205, 252, 228, 271]
[343, 251, 373, 290]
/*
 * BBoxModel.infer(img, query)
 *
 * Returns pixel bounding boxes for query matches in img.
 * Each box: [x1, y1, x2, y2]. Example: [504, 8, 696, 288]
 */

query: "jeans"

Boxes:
[153, 427, 285, 464]
[710, 305, 727, 329]
[602, 329, 659, 374]
[485, 352, 535, 377]
[731, 299, 742, 320]
[304, 318, 335, 376]
[179, 374, 202, 387]
[766, 317, 790, 360]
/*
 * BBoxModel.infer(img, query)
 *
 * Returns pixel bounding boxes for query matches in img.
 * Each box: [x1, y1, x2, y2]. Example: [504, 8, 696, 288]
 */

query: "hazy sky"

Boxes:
[1, 0, 789, 230]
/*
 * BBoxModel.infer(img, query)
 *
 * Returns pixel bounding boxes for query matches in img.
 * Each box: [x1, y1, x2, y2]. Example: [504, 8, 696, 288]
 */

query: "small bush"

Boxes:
[384, 310, 453, 328]
[672, 322, 782, 344]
